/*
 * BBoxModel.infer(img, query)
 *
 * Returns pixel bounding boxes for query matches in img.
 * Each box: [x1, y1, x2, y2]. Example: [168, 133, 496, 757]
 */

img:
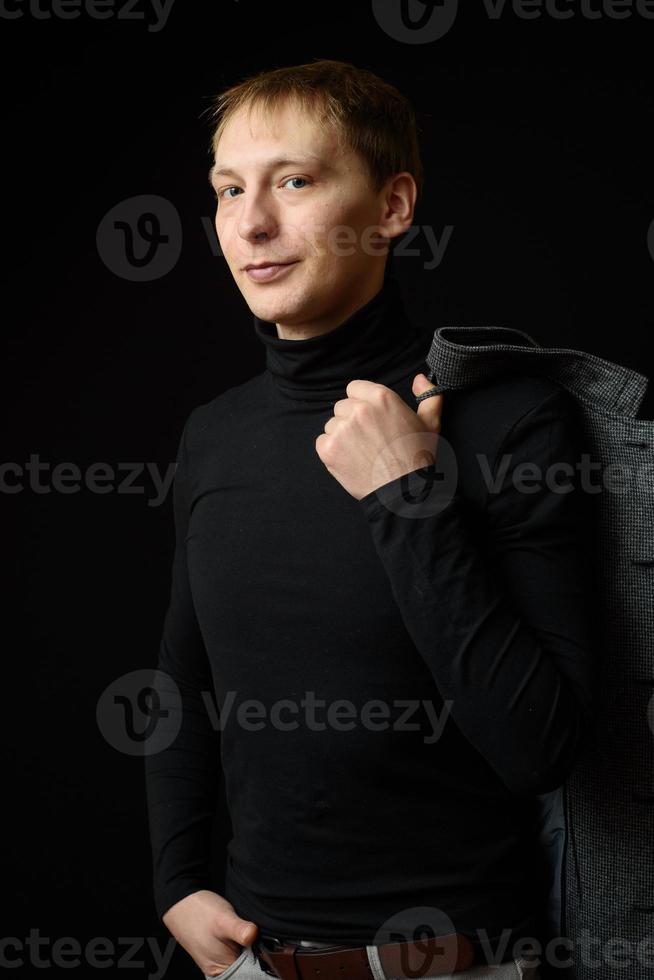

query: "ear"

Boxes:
[378, 171, 417, 240]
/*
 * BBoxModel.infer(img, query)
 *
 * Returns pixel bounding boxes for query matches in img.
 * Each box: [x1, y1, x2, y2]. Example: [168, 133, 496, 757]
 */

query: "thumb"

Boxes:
[412, 373, 443, 432]
[228, 914, 259, 946]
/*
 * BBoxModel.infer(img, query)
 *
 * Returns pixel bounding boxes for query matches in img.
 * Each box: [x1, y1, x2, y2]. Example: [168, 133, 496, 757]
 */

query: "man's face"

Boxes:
[210, 99, 391, 330]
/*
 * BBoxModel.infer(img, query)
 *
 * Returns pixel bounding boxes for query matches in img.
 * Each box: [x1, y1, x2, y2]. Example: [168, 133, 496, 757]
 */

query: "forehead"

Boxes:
[214, 98, 348, 171]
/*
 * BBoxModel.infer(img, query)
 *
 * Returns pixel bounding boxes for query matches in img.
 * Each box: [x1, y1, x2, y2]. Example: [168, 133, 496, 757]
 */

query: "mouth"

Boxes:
[244, 260, 300, 283]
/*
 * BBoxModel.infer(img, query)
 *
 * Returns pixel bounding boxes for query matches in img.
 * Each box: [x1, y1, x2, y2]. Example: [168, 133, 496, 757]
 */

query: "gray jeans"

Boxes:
[205, 941, 542, 980]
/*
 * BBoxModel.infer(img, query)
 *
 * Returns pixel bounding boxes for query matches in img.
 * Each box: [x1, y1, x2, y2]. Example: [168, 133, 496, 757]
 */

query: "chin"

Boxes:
[244, 284, 309, 325]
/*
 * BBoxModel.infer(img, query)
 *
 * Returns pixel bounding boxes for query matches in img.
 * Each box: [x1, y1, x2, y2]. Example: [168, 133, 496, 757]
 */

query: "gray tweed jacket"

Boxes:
[424, 326, 653, 980]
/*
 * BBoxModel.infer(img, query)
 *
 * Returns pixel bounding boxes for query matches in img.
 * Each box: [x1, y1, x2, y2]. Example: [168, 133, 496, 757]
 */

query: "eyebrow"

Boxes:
[208, 155, 327, 185]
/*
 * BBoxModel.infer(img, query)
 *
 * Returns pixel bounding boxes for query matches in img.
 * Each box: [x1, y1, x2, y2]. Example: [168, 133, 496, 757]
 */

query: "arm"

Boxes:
[358, 386, 597, 796]
[144, 409, 221, 921]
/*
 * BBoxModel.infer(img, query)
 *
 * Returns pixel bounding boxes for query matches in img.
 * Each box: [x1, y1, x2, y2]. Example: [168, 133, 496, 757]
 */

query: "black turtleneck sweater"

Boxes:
[144, 276, 595, 957]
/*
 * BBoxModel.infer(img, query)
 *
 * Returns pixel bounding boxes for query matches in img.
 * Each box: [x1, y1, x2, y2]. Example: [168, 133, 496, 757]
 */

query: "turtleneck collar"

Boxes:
[251, 275, 430, 402]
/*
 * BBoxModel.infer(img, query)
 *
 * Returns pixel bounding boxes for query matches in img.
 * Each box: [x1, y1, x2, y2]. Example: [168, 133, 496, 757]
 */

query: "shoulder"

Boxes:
[182, 370, 268, 450]
[440, 374, 582, 504]
[443, 373, 579, 451]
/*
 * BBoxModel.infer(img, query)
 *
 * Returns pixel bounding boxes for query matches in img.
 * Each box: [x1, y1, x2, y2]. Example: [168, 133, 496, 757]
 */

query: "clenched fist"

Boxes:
[315, 373, 444, 500]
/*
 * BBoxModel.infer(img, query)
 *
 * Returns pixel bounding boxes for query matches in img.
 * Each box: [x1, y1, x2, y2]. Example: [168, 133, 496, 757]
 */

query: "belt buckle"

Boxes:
[252, 934, 291, 978]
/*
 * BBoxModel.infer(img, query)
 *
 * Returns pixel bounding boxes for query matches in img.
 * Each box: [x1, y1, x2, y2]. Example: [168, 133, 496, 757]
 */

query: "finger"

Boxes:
[412, 373, 443, 432]
[323, 416, 345, 434]
[345, 378, 385, 401]
[332, 397, 355, 416]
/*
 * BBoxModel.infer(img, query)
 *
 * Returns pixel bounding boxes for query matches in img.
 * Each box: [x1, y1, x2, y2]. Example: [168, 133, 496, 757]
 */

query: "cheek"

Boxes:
[295, 201, 369, 261]
[214, 214, 238, 258]
[289, 203, 332, 247]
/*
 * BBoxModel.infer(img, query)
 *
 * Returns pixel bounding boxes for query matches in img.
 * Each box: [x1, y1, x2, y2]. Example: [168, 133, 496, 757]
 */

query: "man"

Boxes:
[144, 59, 594, 980]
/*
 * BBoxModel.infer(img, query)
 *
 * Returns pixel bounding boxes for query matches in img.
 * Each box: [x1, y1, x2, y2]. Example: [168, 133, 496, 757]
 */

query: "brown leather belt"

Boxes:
[253, 931, 479, 980]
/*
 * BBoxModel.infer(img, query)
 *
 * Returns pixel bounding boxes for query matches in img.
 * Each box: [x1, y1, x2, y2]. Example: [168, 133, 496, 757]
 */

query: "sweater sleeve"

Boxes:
[358, 385, 597, 797]
[144, 410, 221, 921]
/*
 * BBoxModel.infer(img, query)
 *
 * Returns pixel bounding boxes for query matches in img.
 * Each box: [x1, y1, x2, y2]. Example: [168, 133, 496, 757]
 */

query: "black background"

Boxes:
[3, 1, 654, 977]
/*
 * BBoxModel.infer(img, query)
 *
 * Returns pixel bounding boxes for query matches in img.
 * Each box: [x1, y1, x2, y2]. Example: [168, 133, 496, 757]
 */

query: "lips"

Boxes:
[244, 262, 295, 270]
[244, 261, 299, 282]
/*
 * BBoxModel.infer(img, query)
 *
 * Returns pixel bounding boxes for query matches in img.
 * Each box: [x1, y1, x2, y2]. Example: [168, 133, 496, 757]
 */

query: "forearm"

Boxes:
[144, 667, 220, 919]
[359, 480, 595, 795]
[144, 408, 221, 921]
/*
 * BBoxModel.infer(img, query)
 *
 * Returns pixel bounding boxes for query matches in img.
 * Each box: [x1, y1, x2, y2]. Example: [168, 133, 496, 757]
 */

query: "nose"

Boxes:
[236, 188, 279, 245]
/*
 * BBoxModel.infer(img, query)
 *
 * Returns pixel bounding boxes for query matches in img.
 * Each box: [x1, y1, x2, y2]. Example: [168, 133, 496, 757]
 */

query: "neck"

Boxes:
[273, 274, 386, 342]
[252, 274, 431, 404]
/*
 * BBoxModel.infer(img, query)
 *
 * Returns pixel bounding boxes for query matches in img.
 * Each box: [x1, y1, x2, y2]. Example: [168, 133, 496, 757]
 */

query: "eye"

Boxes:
[282, 177, 310, 190]
[215, 186, 242, 201]
[215, 177, 310, 202]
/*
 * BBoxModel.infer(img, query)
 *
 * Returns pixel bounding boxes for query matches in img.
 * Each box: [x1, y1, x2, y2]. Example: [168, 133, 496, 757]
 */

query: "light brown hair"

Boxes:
[205, 58, 424, 202]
